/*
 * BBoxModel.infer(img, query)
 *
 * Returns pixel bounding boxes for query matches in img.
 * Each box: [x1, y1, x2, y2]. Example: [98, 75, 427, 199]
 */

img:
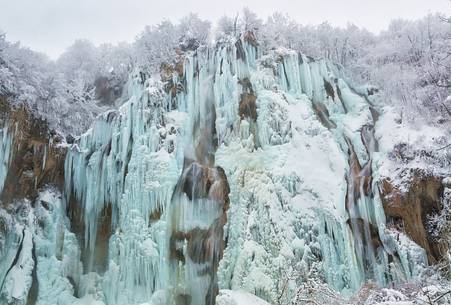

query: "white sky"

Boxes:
[1, 0, 450, 59]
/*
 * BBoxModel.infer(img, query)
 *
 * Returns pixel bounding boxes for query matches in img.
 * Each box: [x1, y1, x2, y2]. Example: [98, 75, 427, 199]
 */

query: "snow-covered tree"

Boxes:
[261, 13, 299, 49]
[240, 8, 262, 34]
[57, 39, 99, 102]
[178, 13, 211, 50]
[216, 15, 238, 38]
[134, 20, 179, 74]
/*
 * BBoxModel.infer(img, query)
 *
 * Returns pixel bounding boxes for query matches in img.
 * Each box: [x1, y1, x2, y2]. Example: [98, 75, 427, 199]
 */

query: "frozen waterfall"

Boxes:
[0, 35, 429, 305]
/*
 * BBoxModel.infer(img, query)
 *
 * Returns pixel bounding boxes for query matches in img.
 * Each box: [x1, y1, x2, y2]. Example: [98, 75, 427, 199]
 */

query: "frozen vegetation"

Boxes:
[0, 8, 450, 305]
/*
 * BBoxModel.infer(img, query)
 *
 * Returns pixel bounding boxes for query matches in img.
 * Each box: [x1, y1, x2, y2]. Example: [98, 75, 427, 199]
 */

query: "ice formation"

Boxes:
[0, 36, 431, 305]
[0, 124, 12, 194]
[0, 189, 83, 305]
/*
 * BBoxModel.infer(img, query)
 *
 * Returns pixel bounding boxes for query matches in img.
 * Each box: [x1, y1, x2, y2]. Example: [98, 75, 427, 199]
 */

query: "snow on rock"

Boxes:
[442, 177, 451, 187]
[362, 288, 410, 305]
[375, 106, 450, 192]
[216, 290, 272, 305]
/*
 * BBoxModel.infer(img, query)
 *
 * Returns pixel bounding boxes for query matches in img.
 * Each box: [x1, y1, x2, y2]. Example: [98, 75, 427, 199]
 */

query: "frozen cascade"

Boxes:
[65, 71, 182, 303]
[0, 189, 82, 305]
[216, 46, 427, 303]
[0, 124, 12, 194]
[275, 51, 419, 291]
[54, 36, 428, 305]
[64, 39, 258, 305]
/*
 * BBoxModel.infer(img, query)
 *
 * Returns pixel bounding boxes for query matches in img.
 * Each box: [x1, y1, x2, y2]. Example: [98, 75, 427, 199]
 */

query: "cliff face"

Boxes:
[381, 170, 447, 263]
[0, 96, 65, 205]
[0, 96, 78, 305]
[0, 36, 450, 305]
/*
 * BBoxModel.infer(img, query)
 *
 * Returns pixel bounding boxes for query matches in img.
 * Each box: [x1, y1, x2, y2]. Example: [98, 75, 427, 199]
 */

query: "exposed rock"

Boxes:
[67, 194, 112, 274]
[243, 31, 258, 48]
[66, 134, 75, 144]
[345, 140, 373, 213]
[346, 218, 383, 250]
[149, 206, 162, 223]
[380, 170, 446, 263]
[324, 78, 335, 100]
[0, 97, 66, 205]
[239, 92, 257, 121]
[367, 87, 379, 96]
[238, 78, 254, 94]
[181, 162, 211, 200]
[235, 39, 246, 60]
[161, 60, 186, 108]
[336, 84, 348, 113]
[170, 161, 230, 305]
[89, 204, 112, 273]
[94, 76, 123, 106]
[161, 60, 184, 81]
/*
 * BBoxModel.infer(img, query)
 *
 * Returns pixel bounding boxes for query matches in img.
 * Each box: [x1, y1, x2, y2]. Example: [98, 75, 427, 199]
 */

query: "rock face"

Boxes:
[94, 76, 123, 106]
[0, 96, 65, 205]
[170, 161, 230, 305]
[0, 97, 79, 305]
[381, 170, 446, 263]
[239, 93, 257, 121]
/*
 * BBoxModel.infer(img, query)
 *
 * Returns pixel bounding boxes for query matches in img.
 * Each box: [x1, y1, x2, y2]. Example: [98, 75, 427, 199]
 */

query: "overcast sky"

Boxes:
[1, 0, 450, 59]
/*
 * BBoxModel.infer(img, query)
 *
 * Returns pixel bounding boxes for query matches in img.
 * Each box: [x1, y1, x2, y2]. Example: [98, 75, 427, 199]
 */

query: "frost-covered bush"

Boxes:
[428, 187, 451, 278]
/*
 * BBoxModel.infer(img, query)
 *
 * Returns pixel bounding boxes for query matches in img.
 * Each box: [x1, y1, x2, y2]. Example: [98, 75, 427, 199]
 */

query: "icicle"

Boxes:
[0, 124, 13, 195]
[61, 36, 427, 305]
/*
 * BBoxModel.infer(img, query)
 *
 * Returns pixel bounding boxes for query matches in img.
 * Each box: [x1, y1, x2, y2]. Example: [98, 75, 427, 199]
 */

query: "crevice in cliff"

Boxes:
[26, 239, 38, 305]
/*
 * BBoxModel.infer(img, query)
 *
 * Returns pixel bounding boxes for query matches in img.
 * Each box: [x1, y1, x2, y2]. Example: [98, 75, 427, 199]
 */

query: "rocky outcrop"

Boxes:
[94, 76, 123, 106]
[239, 93, 257, 121]
[0, 96, 66, 205]
[170, 161, 230, 305]
[162, 60, 185, 103]
[380, 170, 446, 263]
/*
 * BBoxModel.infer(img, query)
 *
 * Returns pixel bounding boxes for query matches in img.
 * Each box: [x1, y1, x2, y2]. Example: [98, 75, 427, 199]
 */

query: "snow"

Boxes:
[375, 106, 450, 192]
[216, 290, 272, 305]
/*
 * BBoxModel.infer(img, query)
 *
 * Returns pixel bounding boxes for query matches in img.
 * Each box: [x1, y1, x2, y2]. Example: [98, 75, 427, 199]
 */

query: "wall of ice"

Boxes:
[62, 38, 263, 305]
[64, 38, 428, 305]
[64, 71, 182, 304]
[0, 189, 83, 305]
[0, 35, 430, 305]
[214, 46, 428, 303]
